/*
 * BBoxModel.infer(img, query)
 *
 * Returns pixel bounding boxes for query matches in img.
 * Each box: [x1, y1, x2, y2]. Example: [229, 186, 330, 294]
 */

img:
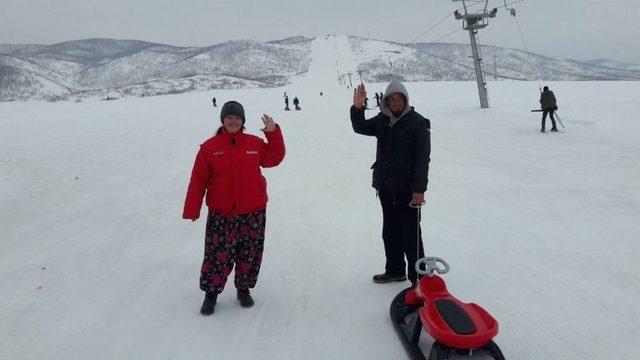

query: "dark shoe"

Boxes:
[237, 288, 254, 308]
[540, 128, 545, 133]
[550, 128, 558, 132]
[200, 291, 217, 316]
[372, 273, 407, 283]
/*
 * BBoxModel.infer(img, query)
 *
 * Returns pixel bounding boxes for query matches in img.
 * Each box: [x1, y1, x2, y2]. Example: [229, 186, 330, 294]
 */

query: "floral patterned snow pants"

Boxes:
[200, 209, 266, 294]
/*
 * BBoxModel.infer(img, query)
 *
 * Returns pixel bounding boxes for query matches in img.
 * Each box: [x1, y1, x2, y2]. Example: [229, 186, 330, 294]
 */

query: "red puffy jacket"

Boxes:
[183, 125, 285, 218]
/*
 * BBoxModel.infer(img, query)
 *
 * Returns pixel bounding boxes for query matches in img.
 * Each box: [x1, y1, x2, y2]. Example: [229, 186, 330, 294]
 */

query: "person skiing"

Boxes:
[183, 100, 286, 315]
[539, 86, 558, 133]
[212, 97, 217, 107]
[293, 97, 301, 110]
[374, 92, 380, 107]
[350, 80, 431, 287]
[284, 95, 290, 111]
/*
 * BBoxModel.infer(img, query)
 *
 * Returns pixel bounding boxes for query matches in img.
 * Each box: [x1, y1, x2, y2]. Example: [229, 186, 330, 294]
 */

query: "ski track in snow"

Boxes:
[1, 36, 640, 360]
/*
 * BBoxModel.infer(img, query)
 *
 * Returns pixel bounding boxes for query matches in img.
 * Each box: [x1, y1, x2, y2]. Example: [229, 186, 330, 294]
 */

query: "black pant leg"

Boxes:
[379, 190, 406, 277]
[549, 110, 557, 129]
[542, 110, 549, 129]
[395, 192, 425, 283]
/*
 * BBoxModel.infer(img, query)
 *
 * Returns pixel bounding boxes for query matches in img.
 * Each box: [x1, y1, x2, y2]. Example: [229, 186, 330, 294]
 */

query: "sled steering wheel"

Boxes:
[415, 257, 450, 276]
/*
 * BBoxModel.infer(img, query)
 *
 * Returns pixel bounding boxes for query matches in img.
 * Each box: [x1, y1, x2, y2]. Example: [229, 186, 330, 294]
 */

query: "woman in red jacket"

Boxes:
[183, 101, 285, 315]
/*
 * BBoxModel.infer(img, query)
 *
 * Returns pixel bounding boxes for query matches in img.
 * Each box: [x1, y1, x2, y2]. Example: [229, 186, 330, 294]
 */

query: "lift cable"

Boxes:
[358, 0, 531, 82]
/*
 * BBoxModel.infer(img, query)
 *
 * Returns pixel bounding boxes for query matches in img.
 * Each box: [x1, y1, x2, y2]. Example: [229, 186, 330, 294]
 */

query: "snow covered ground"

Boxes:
[1, 36, 639, 359]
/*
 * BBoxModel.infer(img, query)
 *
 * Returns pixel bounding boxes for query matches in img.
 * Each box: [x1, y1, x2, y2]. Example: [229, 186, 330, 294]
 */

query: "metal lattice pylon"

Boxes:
[453, 0, 498, 108]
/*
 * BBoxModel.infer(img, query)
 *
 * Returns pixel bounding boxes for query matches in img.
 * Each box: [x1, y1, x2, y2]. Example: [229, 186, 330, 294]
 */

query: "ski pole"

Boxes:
[555, 112, 566, 129]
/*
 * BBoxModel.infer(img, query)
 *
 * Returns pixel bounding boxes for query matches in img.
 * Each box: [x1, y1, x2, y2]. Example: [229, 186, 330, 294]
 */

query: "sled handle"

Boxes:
[409, 201, 426, 209]
[415, 257, 450, 276]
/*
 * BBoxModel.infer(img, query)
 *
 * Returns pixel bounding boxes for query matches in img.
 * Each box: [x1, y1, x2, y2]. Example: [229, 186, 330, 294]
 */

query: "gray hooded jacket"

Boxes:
[380, 80, 412, 127]
[350, 80, 431, 193]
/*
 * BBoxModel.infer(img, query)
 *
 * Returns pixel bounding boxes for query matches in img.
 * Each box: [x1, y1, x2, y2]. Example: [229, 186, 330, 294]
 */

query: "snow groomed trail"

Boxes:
[1, 36, 639, 359]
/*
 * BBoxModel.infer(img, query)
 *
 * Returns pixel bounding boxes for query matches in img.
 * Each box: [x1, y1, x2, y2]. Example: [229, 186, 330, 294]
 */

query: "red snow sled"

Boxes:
[390, 257, 505, 360]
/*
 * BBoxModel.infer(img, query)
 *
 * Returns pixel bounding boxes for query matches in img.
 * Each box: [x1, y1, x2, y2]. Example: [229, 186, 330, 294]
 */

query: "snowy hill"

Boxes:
[580, 58, 640, 72]
[349, 37, 640, 82]
[2, 36, 639, 102]
[1, 35, 639, 360]
[0, 37, 313, 101]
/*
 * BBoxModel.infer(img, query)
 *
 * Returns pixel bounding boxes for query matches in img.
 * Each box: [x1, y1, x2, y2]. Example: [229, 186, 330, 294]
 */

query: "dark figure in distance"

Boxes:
[539, 86, 558, 133]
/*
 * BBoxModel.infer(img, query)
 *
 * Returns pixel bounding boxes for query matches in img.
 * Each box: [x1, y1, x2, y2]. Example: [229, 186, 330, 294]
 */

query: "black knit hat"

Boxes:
[220, 101, 246, 124]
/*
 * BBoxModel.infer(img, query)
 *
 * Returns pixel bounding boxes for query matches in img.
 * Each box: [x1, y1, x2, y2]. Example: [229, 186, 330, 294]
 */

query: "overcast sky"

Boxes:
[1, 0, 639, 64]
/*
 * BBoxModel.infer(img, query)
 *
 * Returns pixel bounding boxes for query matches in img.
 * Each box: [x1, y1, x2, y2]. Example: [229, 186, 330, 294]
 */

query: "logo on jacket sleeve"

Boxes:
[213, 151, 225, 156]
[246, 150, 258, 155]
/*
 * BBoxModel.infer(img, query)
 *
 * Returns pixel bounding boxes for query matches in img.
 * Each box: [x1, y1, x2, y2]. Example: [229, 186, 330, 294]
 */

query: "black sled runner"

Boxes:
[390, 257, 506, 360]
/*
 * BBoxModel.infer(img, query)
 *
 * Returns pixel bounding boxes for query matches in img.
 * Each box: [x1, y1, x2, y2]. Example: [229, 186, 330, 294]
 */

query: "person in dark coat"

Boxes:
[212, 97, 217, 107]
[350, 80, 431, 287]
[183, 101, 286, 315]
[293, 97, 301, 110]
[374, 92, 380, 107]
[539, 86, 558, 132]
[284, 95, 290, 111]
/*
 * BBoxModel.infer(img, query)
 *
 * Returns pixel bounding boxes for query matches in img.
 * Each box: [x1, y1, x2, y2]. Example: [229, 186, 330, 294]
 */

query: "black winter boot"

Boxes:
[200, 291, 217, 316]
[237, 288, 254, 308]
[372, 273, 407, 283]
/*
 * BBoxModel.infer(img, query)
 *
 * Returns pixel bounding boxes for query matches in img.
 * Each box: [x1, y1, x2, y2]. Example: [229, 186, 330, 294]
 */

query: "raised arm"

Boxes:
[351, 84, 379, 136]
[260, 114, 285, 168]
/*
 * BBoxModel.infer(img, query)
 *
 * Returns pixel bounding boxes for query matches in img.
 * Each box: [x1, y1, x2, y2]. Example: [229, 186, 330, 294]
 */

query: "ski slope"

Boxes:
[1, 36, 640, 360]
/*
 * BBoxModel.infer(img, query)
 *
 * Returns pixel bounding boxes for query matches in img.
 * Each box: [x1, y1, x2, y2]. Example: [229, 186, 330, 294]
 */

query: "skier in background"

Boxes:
[539, 86, 558, 133]
[212, 97, 217, 107]
[293, 97, 301, 110]
[285, 95, 290, 111]
[183, 101, 286, 315]
[350, 80, 431, 288]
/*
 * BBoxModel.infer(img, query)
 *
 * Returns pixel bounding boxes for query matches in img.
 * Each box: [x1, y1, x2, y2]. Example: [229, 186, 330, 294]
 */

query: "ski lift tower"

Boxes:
[453, 0, 497, 108]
